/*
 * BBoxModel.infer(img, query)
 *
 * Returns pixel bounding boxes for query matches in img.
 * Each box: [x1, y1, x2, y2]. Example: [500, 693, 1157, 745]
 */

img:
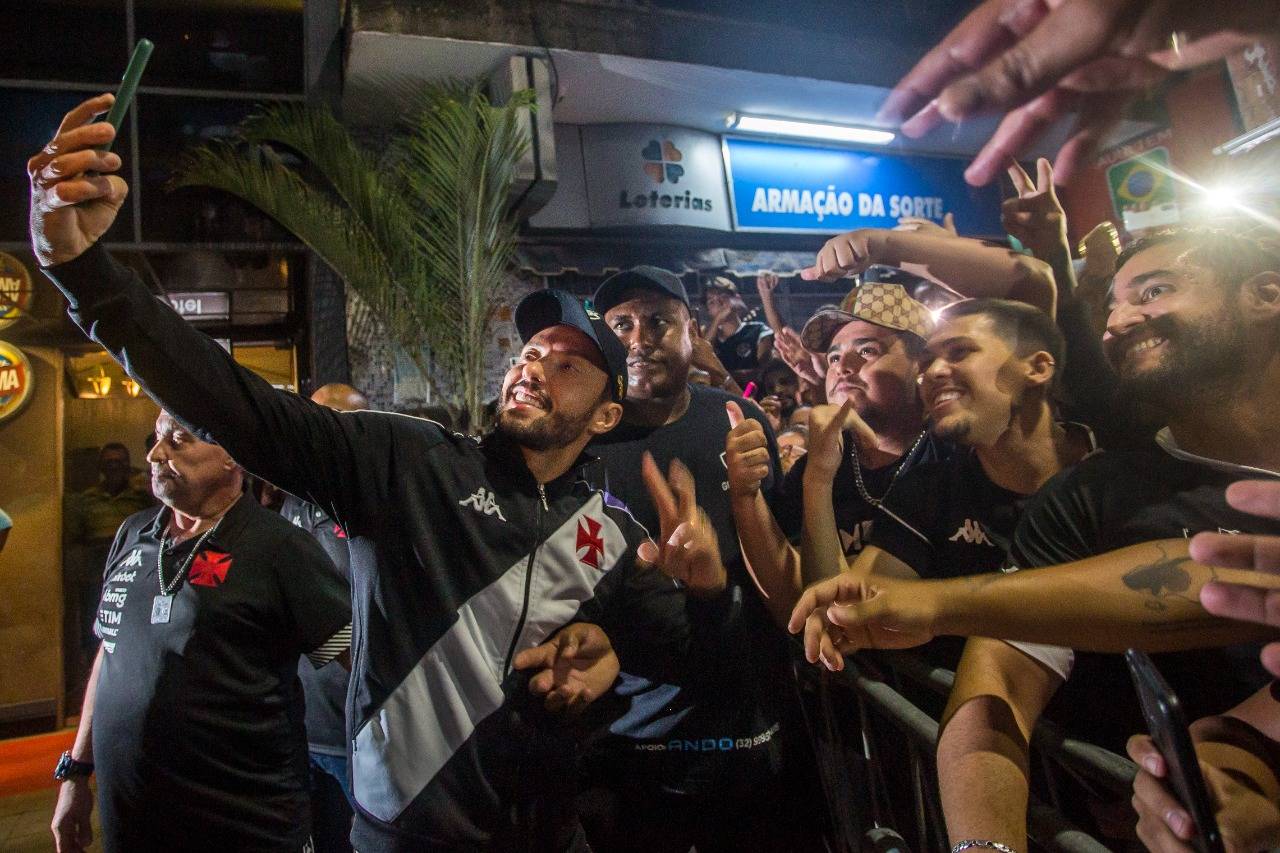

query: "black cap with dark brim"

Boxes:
[514, 289, 629, 403]
[591, 265, 689, 315]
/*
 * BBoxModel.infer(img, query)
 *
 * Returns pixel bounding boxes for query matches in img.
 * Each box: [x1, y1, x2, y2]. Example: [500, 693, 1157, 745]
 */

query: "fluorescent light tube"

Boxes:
[728, 113, 895, 145]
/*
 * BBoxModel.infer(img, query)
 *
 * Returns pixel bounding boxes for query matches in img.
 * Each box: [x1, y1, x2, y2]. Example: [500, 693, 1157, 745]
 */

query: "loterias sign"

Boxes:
[581, 124, 732, 230]
[0, 340, 33, 423]
[724, 136, 1003, 235]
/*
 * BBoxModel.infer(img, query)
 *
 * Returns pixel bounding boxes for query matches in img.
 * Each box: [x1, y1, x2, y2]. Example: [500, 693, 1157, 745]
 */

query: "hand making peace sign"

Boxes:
[637, 452, 727, 597]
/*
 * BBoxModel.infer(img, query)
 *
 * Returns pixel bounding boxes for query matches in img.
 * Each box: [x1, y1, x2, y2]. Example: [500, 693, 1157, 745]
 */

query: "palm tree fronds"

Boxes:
[172, 80, 534, 429]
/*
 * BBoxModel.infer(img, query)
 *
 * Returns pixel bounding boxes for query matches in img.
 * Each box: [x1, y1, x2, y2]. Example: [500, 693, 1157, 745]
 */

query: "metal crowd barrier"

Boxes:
[795, 648, 1138, 853]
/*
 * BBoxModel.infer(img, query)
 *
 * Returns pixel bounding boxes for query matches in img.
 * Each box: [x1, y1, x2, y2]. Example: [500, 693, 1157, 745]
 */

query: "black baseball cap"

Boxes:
[591, 265, 690, 315]
[514, 289, 629, 403]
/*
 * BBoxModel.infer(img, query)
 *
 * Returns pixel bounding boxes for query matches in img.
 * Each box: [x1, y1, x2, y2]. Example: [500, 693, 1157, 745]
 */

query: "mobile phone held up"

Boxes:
[1125, 648, 1225, 853]
[97, 38, 153, 152]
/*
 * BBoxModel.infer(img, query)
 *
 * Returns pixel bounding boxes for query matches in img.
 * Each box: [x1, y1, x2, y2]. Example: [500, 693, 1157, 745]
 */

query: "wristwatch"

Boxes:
[53, 750, 94, 782]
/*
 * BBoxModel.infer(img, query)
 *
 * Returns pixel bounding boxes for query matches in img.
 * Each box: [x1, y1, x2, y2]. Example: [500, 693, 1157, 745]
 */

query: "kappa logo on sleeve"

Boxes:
[119, 547, 143, 568]
[189, 550, 233, 587]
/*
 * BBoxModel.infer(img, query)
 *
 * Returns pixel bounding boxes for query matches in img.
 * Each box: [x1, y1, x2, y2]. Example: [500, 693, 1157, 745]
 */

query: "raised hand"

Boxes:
[774, 326, 825, 390]
[512, 622, 619, 713]
[804, 400, 876, 482]
[806, 400, 850, 481]
[755, 271, 780, 297]
[637, 452, 726, 596]
[725, 401, 771, 499]
[759, 395, 784, 433]
[1002, 158, 1067, 261]
[876, 0, 1248, 185]
[801, 229, 884, 282]
[29, 93, 129, 267]
[687, 318, 731, 389]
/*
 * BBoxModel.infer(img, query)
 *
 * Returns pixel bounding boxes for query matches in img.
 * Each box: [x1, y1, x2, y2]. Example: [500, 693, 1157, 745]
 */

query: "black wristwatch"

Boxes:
[53, 750, 93, 782]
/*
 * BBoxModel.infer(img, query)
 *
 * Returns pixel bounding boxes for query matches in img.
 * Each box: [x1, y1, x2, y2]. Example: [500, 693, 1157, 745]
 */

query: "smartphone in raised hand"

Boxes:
[1125, 648, 1225, 853]
[97, 38, 153, 152]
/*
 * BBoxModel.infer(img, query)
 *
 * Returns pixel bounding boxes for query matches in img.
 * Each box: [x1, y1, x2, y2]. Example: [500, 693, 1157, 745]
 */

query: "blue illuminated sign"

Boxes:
[724, 136, 1003, 235]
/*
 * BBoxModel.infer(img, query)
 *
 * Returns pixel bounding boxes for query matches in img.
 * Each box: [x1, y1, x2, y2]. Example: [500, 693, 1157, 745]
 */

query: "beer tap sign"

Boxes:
[0, 341, 33, 423]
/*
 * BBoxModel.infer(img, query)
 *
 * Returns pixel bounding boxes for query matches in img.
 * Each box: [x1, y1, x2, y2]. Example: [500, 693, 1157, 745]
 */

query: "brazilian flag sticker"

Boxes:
[1106, 147, 1176, 225]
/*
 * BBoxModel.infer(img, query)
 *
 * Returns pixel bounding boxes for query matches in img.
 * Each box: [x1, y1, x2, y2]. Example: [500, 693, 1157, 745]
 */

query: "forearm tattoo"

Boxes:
[1121, 545, 1210, 612]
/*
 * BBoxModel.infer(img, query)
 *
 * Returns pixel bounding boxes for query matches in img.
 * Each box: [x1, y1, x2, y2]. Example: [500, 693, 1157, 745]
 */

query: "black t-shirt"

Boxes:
[281, 494, 353, 755]
[872, 426, 1097, 579]
[860, 295, 1134, 576]
[714, 320, 773, 373]
[772, 431, 954, 556]
[591, 383, 779, 565]
[586, 384, 796, 798]
[873, 450, 1027, 578]
[1008, 434, 1280, 751]
[92, 495, 351, 852]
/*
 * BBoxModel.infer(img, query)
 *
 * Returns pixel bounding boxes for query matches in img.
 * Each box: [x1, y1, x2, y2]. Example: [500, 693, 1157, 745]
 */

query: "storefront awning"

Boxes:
[513, 243, 820, 278]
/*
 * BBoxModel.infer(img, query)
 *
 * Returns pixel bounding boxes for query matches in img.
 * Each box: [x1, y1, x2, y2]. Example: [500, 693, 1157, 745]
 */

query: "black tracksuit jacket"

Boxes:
[47, 244, 726, 852]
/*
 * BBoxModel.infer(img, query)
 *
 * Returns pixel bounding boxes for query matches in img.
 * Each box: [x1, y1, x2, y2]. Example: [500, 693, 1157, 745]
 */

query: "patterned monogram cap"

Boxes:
[799, 281, 933, 353]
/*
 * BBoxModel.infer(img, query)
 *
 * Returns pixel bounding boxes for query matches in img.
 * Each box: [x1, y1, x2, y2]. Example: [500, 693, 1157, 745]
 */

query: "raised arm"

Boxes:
[801, 227, 1056, 316]
[725, 401, 803, 628]
[799, 403, 849, 589]
[754, 272, 787, 336]
[30, 94, 404, 532]
[1003, 158, 1077, 310]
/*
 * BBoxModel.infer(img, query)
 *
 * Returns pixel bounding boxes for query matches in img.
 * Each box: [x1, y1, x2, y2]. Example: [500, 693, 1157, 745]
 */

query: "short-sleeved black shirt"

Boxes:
[591, 383, 779, 565]
[772, 431, 954, 556]
[862, 293, 1133, 577]
[872, 426, 1097, 579]
[714, 320, 773, 373]
[1008, 432, 1280, 750]
[281, 494, 353, 756]
[586, 384, 797, 798]
[92, 495, 351, 852]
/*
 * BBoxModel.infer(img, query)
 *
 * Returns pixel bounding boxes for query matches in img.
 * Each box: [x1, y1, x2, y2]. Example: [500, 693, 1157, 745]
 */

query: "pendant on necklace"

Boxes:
[151, 595, 173, 625]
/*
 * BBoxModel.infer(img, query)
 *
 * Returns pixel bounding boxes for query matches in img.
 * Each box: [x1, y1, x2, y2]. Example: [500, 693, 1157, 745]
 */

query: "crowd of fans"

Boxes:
[23, 0, 1280, 851]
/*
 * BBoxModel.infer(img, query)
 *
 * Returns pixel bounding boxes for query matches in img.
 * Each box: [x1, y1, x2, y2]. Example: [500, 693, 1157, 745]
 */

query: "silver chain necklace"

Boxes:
[157, 517, 224, 595]
[849, 429, 927, 508]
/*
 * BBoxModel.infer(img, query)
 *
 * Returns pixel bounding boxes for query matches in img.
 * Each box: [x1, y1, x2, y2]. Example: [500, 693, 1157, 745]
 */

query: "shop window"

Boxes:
[133, 0, 304, 94]
[141, 249, 300, 326]
[0, 1, 128, 86]
[137, 95, 298, 243]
